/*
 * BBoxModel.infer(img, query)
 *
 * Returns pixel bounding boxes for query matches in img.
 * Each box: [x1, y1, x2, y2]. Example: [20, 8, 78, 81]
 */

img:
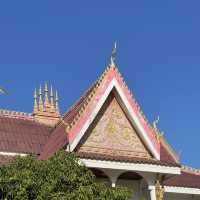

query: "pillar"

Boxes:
[149, 186, 156, 200]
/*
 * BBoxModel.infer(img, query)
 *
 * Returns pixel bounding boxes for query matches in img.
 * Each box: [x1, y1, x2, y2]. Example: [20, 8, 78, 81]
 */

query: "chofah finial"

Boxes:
[110, 41, 117, 68]
[153, 116, 160, 130]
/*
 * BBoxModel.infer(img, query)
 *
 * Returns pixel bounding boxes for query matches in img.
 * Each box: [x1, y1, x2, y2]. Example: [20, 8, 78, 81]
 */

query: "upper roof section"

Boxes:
[40, 44, 162, 160]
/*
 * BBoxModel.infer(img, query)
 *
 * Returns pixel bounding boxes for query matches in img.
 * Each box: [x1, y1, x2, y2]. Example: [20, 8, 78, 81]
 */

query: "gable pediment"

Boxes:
[67, 67, 160, 159]
[76, 92, 152, 159]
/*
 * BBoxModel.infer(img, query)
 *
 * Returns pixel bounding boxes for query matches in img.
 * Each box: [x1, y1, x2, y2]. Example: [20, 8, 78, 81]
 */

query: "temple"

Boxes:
[0, 45, 199, 200]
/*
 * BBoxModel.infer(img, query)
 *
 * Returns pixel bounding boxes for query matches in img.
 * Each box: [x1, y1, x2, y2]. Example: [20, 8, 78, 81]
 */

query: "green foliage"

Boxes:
[0, 151, 131, 200]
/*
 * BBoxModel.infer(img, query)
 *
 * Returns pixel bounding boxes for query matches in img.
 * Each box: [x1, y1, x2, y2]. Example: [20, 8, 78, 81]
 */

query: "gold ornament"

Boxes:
[155, 180, 164, 200]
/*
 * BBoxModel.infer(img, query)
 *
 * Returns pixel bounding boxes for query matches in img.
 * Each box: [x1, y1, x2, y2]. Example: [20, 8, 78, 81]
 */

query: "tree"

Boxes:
[0, 151, 131, 200]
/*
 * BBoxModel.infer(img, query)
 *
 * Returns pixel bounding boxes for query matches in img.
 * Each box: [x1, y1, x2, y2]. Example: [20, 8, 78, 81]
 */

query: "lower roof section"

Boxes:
[164, 170, 200, 189]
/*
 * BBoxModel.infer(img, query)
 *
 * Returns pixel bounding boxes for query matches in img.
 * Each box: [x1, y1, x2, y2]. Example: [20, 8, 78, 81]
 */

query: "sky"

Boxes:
[0, 1, 200, 167]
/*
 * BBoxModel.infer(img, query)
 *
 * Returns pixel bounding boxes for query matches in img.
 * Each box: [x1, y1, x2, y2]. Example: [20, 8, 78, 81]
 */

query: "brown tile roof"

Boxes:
[0, 110, 52, 155]
[164, 169, 200, 189]
[160, 137, 179, 165]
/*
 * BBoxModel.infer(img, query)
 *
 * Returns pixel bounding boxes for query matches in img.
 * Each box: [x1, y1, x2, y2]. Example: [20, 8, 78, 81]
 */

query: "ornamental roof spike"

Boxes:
[38, 84, 43, 111]
[44, 82, 50, 109]
[55, 90, 60, 114]
[50, 85, 55, 112]
[110, 41, 117, 68]
[153, 116, 160, 130]
[33, 88, 38, 113]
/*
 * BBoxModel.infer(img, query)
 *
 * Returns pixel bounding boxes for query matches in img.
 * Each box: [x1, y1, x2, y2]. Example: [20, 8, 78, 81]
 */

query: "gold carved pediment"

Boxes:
[77, 93, 152, 159]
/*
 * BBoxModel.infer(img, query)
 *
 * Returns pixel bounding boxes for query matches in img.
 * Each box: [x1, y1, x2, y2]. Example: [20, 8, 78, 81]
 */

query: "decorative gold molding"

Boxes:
[155, 179, 165, 200]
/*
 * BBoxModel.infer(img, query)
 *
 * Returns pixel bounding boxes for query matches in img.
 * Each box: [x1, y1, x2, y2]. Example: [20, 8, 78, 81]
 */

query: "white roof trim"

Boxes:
[80, 158, 181, 175]
[164, 186, 200, 195]
[70, 78, 160, 159]
[0, 152, 27, 157]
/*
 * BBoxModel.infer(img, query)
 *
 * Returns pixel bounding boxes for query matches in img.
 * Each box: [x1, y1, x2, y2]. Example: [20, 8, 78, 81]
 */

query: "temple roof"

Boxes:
[0, 65, 200, 190]
[0, 109, 52, 155]
[164, 167, 200, 189]
[39, 65, 179, 167]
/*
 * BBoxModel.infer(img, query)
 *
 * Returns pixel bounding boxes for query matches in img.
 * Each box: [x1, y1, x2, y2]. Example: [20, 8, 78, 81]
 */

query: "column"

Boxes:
[110, 176, 117, 187]
[149, 186, 156, 200]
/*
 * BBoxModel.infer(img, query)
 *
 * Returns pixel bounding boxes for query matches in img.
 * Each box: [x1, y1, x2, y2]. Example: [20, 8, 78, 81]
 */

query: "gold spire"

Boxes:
[55, 90, 59, 113]
[38, 85, 43, 111]
[33, 88, 38, 113]
[110, 41, 117, 68]
[33, 83, 60, 127]
[50, 85, 55, 112]
[44, 82, 50, 110]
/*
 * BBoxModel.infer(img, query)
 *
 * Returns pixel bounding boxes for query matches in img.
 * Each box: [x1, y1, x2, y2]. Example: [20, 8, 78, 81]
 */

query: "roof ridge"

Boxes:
[61, 66, 110, 131]
[182, 165, 200, 175]
[0, 109, 33, 120]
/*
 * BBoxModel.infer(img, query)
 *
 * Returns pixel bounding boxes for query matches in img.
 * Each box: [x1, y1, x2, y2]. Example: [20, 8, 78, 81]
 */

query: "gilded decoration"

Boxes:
[155, 180, 165, 200]
[78, 93, 152, 159]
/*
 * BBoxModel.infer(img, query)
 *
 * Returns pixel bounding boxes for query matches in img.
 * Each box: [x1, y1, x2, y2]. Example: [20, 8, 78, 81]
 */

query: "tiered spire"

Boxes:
[33, 83, 60, 126]
[44, 82, 50, 109]
[50, 85, 54, 112]
[38, 85, 43, 111]
[33, 88, 38, 113]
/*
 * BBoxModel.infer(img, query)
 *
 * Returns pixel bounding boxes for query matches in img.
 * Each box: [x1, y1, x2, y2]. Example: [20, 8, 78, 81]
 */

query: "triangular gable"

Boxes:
[66, 66, 160, 159]
[76, 92, 153, 159]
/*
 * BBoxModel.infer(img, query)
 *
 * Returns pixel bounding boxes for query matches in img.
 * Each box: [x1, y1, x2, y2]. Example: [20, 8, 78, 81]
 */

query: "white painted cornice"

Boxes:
[80, 158, 181, 175]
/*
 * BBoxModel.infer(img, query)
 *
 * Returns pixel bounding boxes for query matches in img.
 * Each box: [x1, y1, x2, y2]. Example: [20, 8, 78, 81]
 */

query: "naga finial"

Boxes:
[153, 116, 160, 129]
[110, 41, 117, 67]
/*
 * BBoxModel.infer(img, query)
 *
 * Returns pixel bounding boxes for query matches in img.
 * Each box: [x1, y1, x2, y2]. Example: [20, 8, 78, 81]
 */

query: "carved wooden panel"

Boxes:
[77, 93, 152, 159]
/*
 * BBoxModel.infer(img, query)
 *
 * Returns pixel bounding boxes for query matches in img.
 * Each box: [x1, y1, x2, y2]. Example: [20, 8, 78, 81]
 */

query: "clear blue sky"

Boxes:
[0, 1, 200, 168]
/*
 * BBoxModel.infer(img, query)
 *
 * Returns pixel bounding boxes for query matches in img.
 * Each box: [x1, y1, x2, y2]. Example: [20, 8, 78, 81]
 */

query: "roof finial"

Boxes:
[44, 82, 50, 109]
[55, 90, 59, 114]
[50, 85, 55, 112]
[110, 41, 117, 68]
[33, 88, 38, 113]
[153, 116, 160, 130]
[38, 84, 43, 111]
